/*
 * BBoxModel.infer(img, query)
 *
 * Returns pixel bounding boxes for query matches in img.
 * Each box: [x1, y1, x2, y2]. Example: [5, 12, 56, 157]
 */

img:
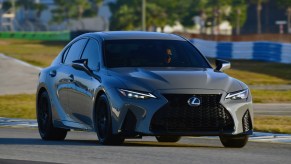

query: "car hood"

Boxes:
[107, 67, 243, 92]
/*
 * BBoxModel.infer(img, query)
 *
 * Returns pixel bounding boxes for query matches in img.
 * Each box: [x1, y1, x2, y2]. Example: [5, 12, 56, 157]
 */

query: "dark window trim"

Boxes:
[62, 37, 89, 65]
[62, 46, 71, 63]
[80, 39, 90, 59]
[80, 38, 103, 69]
[80, 38, 100, 59]
[184, 40, 212, 68]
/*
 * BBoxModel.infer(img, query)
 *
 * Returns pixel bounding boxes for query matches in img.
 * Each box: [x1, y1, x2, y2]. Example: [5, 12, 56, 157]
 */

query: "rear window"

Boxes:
[104, 39, 210, 68]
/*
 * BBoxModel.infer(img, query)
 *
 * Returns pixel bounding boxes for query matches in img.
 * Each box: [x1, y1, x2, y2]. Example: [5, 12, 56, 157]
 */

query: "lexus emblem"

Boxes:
[187, 97, 201, 107]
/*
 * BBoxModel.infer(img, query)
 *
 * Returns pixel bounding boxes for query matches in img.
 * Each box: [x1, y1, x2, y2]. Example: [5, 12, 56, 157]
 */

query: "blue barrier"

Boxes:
[217, 42, 233, 59]
[190, 39, 291, 64]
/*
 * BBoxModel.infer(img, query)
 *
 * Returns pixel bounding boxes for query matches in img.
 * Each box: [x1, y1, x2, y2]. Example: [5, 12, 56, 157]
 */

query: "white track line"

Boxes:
[1, 117, 291, 144]
[0, 53, 43, 71]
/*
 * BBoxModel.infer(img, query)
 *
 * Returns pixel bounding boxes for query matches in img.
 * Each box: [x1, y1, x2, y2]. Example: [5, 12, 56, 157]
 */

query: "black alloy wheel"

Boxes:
[37, 91, 67, 140]
[96, 94, 124, 145]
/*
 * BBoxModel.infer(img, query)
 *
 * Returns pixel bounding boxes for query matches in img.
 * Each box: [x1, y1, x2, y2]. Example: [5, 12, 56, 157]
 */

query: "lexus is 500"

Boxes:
[36, 31, 253, 147]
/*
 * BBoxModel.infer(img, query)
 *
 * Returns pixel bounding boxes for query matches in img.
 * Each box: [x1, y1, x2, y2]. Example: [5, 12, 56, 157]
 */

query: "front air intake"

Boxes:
[150, 94, 235, 133]
[242, 110, 252, 132]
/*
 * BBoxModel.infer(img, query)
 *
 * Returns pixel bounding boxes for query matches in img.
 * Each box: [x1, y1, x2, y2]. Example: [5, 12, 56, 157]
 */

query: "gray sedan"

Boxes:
[36, 31, 253, 147]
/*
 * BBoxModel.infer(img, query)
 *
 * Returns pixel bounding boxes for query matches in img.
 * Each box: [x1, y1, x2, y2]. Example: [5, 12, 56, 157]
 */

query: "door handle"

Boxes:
[49, 70, 56, 77]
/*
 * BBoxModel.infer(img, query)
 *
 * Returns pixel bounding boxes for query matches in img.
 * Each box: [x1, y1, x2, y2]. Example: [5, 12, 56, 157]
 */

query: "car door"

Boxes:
[69, 38, 102, 127]
[55, 38, 88, 119]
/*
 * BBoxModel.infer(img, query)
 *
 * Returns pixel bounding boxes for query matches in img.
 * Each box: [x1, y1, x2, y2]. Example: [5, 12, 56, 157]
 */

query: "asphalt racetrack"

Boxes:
[0, 54, 40, 95]
[0, 128, 290, 164]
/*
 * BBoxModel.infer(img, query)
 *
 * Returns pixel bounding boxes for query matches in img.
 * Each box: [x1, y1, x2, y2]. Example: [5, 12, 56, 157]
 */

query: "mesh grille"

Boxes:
[150, 94, 234, 133]
[242, 110, 252, 132]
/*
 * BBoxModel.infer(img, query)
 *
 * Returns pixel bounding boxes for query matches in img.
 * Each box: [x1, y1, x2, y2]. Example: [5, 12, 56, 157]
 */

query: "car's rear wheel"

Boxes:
[219, 135, 249, 148]
[37, 91, 67, 140]
[96, 94, 125, 145]
[155, 136, 181, 143]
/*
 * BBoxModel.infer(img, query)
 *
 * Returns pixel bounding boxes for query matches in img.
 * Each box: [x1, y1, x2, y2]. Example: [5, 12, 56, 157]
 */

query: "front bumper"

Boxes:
[107, 88, 253, 136]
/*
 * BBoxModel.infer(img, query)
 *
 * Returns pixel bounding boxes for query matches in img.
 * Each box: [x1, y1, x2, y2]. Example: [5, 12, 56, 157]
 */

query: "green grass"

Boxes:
[251, 90, 291, 103]
[208, 59, 291, 85]
[226, 69, 289, 85]
[228, 59, 291, 84]
[0, 94, 36, 119]
[0, 39, 66, 67]
[254, 116, 291, 134]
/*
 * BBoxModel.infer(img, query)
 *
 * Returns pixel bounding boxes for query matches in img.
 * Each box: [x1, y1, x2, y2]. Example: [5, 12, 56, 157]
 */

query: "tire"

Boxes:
[37, 91, 67, 140]
[96, 94, 125, 145]
[219, 135, 249, 148]
[155, 136, 181, 143]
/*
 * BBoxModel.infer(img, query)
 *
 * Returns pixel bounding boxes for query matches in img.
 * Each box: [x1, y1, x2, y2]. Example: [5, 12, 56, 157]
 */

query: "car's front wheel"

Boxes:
[219, 135, 249, 148]
[96, 94, 125, 145]
[37, 91, 67, 140]
[155, 136, 181, 143]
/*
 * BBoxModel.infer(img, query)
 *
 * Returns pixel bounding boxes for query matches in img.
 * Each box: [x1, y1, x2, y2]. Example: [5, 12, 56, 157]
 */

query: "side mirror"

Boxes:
[72, 59, 102, 82]
[72, 59, 91, 74]
[215, 59, 231, 72]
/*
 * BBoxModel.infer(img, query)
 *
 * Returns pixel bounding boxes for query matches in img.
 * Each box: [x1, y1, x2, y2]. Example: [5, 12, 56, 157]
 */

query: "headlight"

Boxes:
[225, 89, 248, 100]
[118, 89, 156, 99]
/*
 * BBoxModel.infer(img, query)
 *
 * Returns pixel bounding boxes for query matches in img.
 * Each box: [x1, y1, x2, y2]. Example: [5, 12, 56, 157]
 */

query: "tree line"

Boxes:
[1, 0, 290, 34]
[109, 0, 291, 35]
[1, 0, 102, 30]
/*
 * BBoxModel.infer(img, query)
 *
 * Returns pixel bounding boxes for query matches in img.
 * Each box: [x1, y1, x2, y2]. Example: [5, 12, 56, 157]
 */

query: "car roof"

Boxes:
[82, 31, 185, 41]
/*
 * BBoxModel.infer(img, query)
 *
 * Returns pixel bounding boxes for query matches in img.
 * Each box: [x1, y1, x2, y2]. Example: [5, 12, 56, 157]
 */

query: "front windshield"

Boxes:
[104, 39, 211, 68]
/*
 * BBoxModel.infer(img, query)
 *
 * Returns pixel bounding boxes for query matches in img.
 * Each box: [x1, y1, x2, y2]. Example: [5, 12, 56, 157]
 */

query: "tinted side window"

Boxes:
[64, 39, 87, 64]
[81, 39, 100, 70]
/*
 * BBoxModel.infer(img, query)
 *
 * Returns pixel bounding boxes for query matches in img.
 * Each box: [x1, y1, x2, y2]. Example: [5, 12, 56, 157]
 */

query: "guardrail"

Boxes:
[0, 31, 70, 41]
[190, 39, 291, 64]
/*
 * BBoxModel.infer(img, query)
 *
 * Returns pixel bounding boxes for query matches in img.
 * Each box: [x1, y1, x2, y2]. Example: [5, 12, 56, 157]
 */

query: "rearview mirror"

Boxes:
[215, 59, 231, 72]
